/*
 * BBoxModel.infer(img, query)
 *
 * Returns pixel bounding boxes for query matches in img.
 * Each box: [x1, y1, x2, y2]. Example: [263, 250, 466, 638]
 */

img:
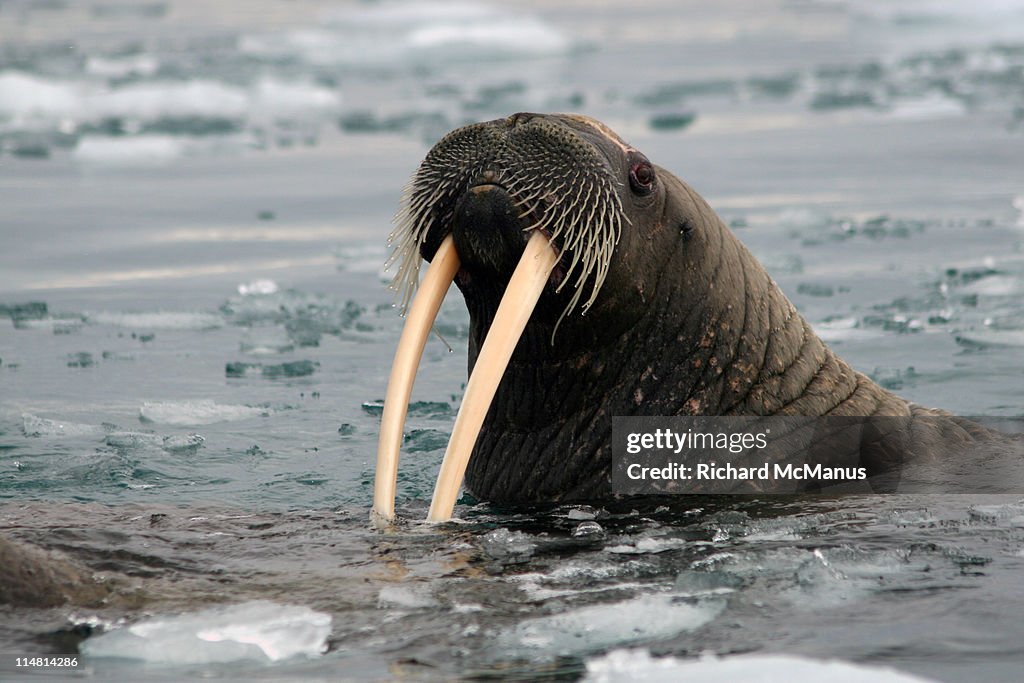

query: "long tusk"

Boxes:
[427, 230, 558, 522]
[373, 235, 460, 522]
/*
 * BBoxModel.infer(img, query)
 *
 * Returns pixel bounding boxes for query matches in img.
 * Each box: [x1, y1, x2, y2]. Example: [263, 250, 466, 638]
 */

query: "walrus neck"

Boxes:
[650, 195, 909, 419]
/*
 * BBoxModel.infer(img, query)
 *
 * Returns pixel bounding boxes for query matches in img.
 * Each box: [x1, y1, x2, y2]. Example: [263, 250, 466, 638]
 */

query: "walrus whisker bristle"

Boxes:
[386, 118, 630, 330]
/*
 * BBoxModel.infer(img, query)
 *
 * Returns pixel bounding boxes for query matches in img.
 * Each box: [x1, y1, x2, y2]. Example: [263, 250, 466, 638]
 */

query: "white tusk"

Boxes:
[427, 230, 558, 522]
[373, 235, 460, 522]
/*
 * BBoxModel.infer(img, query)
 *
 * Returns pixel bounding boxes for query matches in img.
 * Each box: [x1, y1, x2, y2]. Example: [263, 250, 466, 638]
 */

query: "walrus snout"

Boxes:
[451, 183, 533, 278]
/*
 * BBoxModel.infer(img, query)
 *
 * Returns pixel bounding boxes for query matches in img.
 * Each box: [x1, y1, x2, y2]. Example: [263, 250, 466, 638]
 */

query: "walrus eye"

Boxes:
[629, 158, 655, 196]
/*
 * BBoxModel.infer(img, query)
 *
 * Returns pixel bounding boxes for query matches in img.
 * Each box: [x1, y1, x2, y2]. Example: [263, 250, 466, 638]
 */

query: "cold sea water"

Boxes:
[1, 0, 1024, 681]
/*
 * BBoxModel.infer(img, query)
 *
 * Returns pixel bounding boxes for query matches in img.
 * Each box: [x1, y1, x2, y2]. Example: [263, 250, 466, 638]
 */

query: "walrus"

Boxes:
[0, 535, 111, 608]
[372, 112, 1018, 522]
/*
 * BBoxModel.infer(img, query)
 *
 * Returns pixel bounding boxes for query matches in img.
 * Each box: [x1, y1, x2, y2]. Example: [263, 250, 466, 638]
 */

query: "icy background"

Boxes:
[1, 0, 1024, 681]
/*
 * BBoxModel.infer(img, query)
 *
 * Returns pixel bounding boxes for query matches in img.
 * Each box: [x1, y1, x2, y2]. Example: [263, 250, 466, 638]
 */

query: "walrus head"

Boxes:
[374, 113, 910, 522]
[389, 112, 651, 337]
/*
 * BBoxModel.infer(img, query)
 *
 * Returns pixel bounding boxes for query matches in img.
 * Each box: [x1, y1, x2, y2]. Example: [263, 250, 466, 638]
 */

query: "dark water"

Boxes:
[1, 0, 1024, 680]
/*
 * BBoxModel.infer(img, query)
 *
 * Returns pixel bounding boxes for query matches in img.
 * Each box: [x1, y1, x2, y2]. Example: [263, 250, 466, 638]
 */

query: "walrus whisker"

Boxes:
[427, 230, 559, 522]
[373, 235, 460, 523]
[513, 190, 545, 208]
[553, 174, 587, 226]
[388, 132, 627, 330]
[551, 183, 594, 289]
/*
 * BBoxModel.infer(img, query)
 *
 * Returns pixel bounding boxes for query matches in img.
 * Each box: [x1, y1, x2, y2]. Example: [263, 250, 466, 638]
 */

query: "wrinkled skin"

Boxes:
[412, 113, 995, 504]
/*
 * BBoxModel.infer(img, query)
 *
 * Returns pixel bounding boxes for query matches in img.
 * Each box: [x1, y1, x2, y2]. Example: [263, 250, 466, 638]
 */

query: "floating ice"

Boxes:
[139, 400, 268, 425]
[377, 584, 437, 609]
[81, 600, 331, 664]
[91, 79, 249, 121]
[509, 572, 649, 603]
[105, 431, 162, 449]
[572, 521, 604, 538]
[219, 288, 365, 339]
[606, 535, 687, 555]
[0, 301, 48, 320]
[968, 501, 1024, 527]
[0, 69, 342, 164]
[501, 594, 723, 656]
[813, 317, 884, 342]
[239, 2, 570, 68]
[21, 413, 103, 438]
[955, 330, 1024, 349]
[251, 78, 340, 115]
[240, 326, 294, 355]
[0, 71, 80, 118]
[238, 279, 280, 296]
[700, 543, 951, 609]
[674, 570, 744, 596]
[480, 528, 536, 560]
[834, 0, 1024, 25]
[73, 135, 187, 167]
[961, 274, 1023, 297]
[880, 508, 940, 525]
[162, 433, 205, 452]
[85, 54, 161, 79]
[0, 72, 339, 125]
[87, 311, 223, 330]
[225, 360, 318, 379]
[519, 559, 631, 586]
[888, 93, 966, 120]
[583, 650, 938, 683]
[105, 430, 205, 453]
[407, 19, 566, 55]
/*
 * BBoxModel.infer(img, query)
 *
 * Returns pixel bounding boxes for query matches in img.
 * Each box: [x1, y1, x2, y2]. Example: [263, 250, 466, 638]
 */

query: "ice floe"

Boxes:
[21, 413, 103, 438]
[0, 68, 342, 164]
[86, 311, 223, 330]
[239, 1, 570, 68]
[72, 135, 188, 167]
[139, 400, 268, 426]
[0, 71, 339, 126]
[968, 500, 1024, 527]
[377, 584, 438, 609]
[479, 528, 537, 560]
[583, 649, 938, 683]
[500, 594, 724, 656]
[81, 601, 331, 664]
[105, 430, 205, 453]
[237, 279, 280, 296]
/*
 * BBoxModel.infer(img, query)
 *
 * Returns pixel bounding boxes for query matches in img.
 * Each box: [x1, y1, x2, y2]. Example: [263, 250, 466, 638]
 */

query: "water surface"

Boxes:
[1, 1, 1023, 680]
